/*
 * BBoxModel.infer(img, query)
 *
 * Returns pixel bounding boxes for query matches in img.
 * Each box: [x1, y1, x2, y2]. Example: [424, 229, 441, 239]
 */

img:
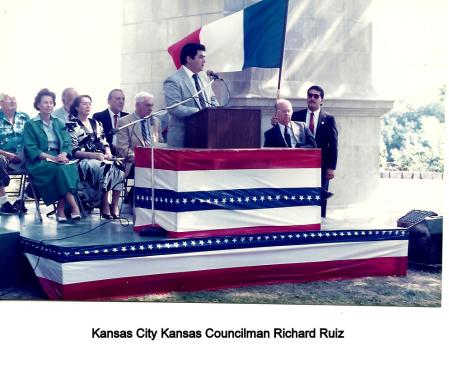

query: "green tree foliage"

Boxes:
[381, 89, 445, 172]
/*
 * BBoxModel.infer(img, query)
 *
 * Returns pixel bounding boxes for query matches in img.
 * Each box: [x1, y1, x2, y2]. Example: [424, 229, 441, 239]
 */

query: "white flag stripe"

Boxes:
[134, 206, 320, 232]
[26, 239, 408, 284]
[135, 167, 321, 192]
[200, 10, 244, 72]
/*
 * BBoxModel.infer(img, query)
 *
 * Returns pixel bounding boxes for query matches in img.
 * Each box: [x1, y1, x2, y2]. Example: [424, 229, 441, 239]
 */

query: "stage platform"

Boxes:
[0, 203, 409, 301]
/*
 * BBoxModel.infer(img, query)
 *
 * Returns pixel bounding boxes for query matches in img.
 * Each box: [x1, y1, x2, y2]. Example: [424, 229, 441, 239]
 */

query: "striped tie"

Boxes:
[192, 74, 207, 109]
[141, 120, 151, 147]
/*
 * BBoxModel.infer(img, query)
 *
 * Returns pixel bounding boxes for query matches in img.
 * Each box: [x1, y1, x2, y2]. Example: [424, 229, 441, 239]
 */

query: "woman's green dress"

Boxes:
[23, 115, 79, 205]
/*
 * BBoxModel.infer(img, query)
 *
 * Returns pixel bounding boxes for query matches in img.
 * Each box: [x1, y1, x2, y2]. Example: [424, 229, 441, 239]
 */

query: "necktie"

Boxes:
[113, 114, 119, 128]
[283, 126, 292, 148]
[192, 74, 207, 109]
[141, 120, 151, 146]
[309, 112, 315, 135]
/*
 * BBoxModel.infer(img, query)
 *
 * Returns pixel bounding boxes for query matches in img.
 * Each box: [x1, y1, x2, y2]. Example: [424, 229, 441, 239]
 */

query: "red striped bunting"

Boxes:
[135, 147, 321, 171]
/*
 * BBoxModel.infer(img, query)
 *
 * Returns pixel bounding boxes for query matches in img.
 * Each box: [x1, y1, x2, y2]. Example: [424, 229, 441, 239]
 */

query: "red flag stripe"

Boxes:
[167, 28, 202, 69]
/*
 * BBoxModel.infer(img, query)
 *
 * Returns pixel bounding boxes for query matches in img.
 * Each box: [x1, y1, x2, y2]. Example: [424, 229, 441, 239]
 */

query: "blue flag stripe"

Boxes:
[135, 187, 321, 212]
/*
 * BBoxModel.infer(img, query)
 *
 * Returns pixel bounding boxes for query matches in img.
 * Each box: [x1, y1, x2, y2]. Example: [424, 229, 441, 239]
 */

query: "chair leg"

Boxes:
[75, 192, 86, 218]
[26, 175, 43, 222]
[119, 178, 128, 216]
[18, 174, 27, 217]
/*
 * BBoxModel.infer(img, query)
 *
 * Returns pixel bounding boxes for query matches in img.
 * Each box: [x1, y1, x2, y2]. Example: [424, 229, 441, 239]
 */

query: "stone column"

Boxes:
[122, 0, 393, 208]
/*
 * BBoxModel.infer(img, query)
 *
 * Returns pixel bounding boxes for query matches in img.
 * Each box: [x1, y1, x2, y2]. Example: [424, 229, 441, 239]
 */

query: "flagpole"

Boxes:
[276, 0, 290, 99]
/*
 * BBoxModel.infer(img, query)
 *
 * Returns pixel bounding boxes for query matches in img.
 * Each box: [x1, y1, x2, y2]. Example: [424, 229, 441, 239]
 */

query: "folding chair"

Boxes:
[8, 169, 43, 222]
[119, 176, 134, 216]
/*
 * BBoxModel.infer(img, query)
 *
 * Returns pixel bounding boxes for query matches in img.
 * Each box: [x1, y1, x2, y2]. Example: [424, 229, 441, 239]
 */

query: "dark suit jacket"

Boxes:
[264, 122, 316, 148]
[92, 109, 129, 148]
[291, 109, 338, 171]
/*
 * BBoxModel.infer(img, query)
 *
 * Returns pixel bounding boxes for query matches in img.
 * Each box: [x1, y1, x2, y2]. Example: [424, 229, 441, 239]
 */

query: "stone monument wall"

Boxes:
[121, 0, 393, 208]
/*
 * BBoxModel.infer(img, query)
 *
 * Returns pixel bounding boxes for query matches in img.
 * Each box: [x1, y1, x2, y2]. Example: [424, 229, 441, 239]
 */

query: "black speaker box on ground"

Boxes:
[397, 209, 438, 228]
[398, 211, 443, 271]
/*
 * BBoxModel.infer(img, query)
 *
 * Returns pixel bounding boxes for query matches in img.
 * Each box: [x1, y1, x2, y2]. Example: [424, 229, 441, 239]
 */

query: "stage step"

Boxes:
[0, 226, 20, 287]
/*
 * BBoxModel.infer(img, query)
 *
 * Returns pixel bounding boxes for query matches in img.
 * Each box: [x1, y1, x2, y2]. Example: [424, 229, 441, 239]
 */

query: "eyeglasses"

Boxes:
[307, 93, 321, 99]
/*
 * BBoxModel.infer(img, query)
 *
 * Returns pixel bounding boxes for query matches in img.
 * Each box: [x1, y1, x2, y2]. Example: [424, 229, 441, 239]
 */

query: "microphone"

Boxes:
[207, 70, 223, 80]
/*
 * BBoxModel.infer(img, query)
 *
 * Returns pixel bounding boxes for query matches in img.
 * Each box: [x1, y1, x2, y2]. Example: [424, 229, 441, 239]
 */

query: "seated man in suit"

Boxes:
[53, 87, 78, 123]
[163, 42, 219, 147]
[92, 89, 129, 154]
[117, 92, 164, 206]
[264, 99, 316, 148]
[117, 92, 164, 178]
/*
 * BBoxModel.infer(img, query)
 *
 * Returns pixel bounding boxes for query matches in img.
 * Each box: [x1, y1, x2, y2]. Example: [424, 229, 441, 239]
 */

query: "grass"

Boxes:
[121, 267, 441, 307]
[0, 266, 441, 307]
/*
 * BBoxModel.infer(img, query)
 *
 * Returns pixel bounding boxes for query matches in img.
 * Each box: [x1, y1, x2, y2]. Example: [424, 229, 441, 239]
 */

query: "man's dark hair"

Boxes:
[307, 85, 325, 99]
[70, 95, 92, 118]
[33, 88, 56, 110]
[180, 43, 206, 65]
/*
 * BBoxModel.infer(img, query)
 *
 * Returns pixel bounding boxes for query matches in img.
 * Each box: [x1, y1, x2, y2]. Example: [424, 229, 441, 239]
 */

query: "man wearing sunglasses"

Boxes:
[291, 85, 338, 218]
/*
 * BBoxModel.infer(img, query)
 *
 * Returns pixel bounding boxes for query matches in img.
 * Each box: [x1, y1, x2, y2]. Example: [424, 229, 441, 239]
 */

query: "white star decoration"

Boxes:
[31, 226, 407, 259]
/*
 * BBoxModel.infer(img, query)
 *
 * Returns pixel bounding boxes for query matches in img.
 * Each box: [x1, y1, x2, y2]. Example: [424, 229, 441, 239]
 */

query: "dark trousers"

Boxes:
[124, 165, 135, 206]
[0, 155, 11, 187]
[321, 171, 329, 218]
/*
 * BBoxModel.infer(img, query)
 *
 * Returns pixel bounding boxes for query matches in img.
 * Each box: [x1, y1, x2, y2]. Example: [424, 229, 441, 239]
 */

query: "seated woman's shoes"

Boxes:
[0, 201, 19, 215]
[71, 213, 81, 222]
[56, 215, 68, 223]
[100, 211, 113, 220]
[109, 204, 120, 219]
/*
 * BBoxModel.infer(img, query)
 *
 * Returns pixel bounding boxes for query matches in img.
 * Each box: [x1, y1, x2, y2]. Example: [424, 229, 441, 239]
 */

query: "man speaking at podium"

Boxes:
[163, 43, 219, 147]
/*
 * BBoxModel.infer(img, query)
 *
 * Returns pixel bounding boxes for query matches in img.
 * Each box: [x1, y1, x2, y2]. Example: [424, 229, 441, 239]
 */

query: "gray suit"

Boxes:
[116, 112, 164, 178]
[163, 67, 219, 147]
[53, 106, 70, 123]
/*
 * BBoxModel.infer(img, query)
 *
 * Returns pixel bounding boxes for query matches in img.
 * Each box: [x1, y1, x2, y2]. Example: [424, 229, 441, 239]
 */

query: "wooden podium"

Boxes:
[185, 107, 261, 148]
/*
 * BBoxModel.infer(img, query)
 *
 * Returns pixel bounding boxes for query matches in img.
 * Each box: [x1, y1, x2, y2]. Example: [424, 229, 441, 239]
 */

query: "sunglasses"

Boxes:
[307, 93, 321, 99]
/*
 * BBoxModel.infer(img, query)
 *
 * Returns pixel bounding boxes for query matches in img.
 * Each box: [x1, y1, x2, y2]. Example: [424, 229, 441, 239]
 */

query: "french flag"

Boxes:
[134, 147, 322, 238]
[167, 0, 289, 72]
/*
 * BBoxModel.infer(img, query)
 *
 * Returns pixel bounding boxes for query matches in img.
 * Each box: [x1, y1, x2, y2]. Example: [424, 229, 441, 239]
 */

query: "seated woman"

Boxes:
[23, 88, 80, 222]
[67, 95, 124, 219]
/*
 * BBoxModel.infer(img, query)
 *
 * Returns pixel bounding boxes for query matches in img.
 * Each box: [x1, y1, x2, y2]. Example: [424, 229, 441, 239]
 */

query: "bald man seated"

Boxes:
[264, 99, 316, 148]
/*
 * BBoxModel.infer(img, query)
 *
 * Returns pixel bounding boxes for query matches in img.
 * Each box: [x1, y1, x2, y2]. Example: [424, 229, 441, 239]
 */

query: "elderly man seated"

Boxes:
[116, 92, 164, 205]
[264, 99, 316, 148]
[0, 93, 29, 214]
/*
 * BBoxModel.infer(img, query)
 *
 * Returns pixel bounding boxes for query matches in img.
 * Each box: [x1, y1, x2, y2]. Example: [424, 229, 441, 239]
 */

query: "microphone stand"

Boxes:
[111, 115, 166, 237]
[111, 77, 221, 237]
[138, 129, 167, 237]
[111, 78, 217, 135]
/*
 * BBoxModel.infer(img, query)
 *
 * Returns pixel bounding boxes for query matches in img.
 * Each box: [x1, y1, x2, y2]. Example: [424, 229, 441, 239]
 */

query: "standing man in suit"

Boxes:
[291, 85, 338, 217]
[163, 43, 219, 147]
[92, 89, 129, 154]
[53, 87, 78, 123]
[264, 99, 316, 148]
